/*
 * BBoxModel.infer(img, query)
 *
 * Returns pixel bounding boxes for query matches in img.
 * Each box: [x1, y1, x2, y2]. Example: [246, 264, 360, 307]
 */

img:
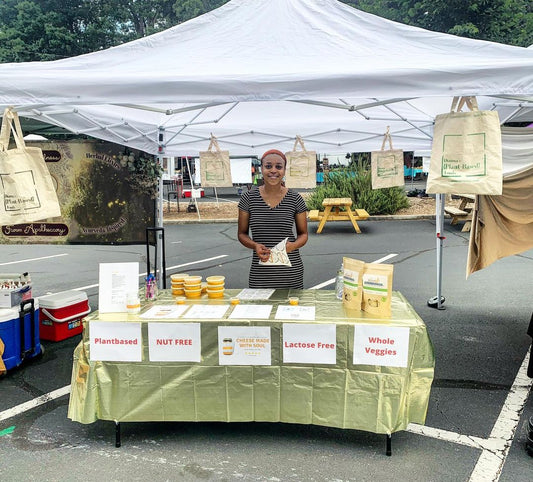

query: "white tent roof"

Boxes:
[1, 0, 533, 155]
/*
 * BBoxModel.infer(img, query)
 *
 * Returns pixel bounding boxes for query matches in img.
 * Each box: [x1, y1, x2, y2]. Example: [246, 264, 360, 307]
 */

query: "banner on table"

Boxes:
[89, 321, 142, 362]
[218, 326, 271, 365]
[282, 323, 336, 364]
[353, 325, 409, 367]
[148, 323, 201, 362]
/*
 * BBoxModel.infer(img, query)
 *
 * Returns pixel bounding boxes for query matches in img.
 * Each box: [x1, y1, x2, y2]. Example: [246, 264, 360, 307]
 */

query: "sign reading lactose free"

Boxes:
[148, 323, 201, 362]
[353, 325, 409, 367]
[218, 326, 271, 366]
[282, 323, 336, 364]
[89, 321, 142, 361]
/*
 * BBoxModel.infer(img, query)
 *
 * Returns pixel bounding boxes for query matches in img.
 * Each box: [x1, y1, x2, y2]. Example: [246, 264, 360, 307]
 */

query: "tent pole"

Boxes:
[155, 128, 165, 290]
[428, 193, 446, 309]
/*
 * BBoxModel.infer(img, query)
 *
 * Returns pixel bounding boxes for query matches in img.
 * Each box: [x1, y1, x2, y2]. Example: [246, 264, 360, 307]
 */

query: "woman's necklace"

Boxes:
[260, 185, 286, 209]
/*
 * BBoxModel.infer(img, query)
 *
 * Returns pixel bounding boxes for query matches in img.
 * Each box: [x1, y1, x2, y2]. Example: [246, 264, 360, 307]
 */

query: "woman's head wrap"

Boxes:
[261, 149, 287, 165]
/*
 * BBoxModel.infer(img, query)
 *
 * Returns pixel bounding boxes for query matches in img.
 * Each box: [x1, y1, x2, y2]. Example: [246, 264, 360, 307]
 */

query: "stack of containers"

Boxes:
[184, 275, 203, 299]
[170, 273, 189, 296]
[206, 276, 225, 299]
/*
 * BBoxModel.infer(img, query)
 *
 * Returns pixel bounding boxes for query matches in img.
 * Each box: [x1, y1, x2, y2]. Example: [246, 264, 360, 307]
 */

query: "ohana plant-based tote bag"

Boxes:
[0, 107, 61, 225]
[426, 96, 502, 195]
[371, 127, 404, 189]
[284, 136, 316, 189]
[199, 135, 233, 188]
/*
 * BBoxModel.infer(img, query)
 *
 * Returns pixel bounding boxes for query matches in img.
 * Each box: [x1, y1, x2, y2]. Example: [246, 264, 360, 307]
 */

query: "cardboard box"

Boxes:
[0, 285, 32, 308]
[38, 290, 90, 342]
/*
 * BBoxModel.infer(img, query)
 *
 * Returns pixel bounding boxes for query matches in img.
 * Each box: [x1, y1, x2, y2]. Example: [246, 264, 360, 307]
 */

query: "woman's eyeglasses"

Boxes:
[262, 163, 284, 170]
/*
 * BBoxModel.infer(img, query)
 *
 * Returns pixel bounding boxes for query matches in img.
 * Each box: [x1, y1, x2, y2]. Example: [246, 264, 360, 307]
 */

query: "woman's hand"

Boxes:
[255, 243, 271, 262]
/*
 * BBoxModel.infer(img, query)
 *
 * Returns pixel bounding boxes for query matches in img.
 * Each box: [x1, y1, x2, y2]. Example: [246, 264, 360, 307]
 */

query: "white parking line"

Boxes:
[0, 385, 71, 422]
[309, 254, 398, 289]
[469, 349, 532, 482]
[0, 253, 68, 266]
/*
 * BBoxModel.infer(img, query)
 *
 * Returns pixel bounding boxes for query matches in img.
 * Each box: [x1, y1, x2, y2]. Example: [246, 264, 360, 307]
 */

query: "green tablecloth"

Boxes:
[68, 290, 434, 434]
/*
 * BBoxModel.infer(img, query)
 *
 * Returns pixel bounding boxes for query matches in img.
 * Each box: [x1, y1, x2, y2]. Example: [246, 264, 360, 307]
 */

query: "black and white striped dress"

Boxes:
[238, 188, 308, 289]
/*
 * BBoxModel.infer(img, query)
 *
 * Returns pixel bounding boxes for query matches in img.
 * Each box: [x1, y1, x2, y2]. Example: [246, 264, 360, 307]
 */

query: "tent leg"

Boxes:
[155, 157, 165, 289]
[428, 193, 446, 309]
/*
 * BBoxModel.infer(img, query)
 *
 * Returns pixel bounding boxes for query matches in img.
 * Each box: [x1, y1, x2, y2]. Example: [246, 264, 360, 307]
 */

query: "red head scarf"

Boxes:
[261, 149, 287, 165]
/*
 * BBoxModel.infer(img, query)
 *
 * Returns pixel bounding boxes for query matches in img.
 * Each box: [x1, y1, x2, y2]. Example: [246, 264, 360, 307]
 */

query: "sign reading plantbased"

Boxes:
[426, 96, 503, 195]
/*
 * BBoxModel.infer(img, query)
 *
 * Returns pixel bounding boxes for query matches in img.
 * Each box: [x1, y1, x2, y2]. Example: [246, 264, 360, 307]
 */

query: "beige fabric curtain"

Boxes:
[467, 164, 533, 277]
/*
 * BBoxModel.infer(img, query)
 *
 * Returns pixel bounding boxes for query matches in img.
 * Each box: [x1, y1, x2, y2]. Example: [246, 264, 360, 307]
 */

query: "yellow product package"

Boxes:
[361, 263, 394, 317]
[342, 257, 365, 311]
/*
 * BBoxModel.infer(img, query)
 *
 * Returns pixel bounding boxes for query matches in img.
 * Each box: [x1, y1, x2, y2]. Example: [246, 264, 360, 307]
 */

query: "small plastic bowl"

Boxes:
[206, 285, 224, 292]
[171, 273, 189, 282]
[288, 296, 299, 306]
[185, 291, 202, 299]
[230, 297, 240, 305]
[207, 291, 224, 299]
[171, 288, 185, 296]
[206, 275, 225, 285]
[184, 275, 202, 285]
[184, 283, 201, 291]
[175, 297, 186, 304]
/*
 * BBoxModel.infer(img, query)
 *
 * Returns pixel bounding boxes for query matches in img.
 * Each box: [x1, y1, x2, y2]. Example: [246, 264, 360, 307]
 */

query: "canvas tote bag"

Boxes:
[0, 107, 61, 225]
[371, 127, 404, 189]
[426, 96, 502, 195]
[284, 135, 316, 189]
[199, 135, 233, 188]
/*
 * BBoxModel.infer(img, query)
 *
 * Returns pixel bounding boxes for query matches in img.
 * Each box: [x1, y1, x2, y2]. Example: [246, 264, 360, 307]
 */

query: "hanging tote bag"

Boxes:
[199, 135, 233, 188]
[0, 107, 61, 225]
[426, 96, 502, 195]
[371, 127, 404, 189]
[284, 136, 316, 189]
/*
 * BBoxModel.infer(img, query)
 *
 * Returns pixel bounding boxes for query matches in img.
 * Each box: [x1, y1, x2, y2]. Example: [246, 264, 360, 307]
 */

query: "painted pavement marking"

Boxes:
[0, 253, 68, 266]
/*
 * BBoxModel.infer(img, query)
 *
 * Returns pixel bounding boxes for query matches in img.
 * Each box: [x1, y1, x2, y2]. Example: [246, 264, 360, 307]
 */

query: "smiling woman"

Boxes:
[237, 149, 309, 289]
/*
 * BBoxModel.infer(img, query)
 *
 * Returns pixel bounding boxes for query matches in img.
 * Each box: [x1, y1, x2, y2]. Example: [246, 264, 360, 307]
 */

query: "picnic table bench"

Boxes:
[444, 194, 476, 232]
[308, 197, 369, 234]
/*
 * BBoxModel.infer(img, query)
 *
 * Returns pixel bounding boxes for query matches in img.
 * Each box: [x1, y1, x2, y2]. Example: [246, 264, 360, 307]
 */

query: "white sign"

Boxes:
[148, 323, 201, 362]
[98, 262, 139, 313]
[218, 326, 271, 366]
[229, 304, 273, 319]
[183, 304, 230, 319]
[275, 305, 315, 321]
[282, 323, 337, 364]
[353, 325, 410, 367]
[140, 304, 189, 319]
[89, 321, 142, 361]
[237, 288, 275, 300]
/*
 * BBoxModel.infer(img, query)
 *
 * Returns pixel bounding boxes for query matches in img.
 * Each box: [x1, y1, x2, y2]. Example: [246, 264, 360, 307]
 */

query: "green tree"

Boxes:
[347, 0, 533, 47]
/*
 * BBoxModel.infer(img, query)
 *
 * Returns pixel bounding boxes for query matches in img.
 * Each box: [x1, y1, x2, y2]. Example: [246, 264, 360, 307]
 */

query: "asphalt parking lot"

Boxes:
[1, 214, 532, 481]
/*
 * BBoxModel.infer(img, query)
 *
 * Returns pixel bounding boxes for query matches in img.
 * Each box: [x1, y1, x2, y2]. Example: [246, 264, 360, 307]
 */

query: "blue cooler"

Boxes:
[0, 299, 41, 372]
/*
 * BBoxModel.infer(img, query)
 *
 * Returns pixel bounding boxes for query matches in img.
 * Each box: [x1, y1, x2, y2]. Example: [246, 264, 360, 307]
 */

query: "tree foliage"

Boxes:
[0, 0, 530, 63]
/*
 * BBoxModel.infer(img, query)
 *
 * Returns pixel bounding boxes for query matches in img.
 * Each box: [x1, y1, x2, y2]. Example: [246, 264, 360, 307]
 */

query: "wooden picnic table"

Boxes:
[308, 197, 369, 234]
[444, 194, 476, 232]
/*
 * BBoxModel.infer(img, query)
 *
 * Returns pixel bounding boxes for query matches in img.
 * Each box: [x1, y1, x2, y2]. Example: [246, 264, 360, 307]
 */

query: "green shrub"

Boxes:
[306, 167, 409, 215]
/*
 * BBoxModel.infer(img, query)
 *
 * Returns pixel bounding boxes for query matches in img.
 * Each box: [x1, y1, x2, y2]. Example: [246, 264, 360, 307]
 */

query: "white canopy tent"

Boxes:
[0, 0, 532, 157]
[1, 0, 533, 300]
